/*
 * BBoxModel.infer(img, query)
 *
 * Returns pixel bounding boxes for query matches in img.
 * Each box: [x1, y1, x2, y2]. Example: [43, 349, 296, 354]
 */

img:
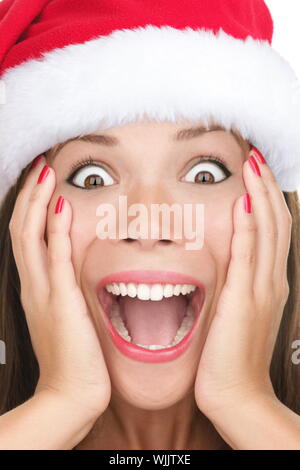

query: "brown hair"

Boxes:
[0, 148, 300, 416]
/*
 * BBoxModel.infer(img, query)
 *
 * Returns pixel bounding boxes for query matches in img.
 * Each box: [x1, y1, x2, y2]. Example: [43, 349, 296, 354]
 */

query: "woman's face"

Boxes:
[45, 119, 251, 410]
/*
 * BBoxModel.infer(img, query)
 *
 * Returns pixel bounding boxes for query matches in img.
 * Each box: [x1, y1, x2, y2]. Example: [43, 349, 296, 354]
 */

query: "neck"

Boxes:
[75, 389, 230, 450]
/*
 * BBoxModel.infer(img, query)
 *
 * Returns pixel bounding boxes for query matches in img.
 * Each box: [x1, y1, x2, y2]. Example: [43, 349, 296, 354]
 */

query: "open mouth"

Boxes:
[98, 279, 204, 351]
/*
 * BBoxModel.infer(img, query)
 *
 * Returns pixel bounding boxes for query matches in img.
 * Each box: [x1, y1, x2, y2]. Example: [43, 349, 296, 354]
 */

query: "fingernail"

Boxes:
[55, 195, 65, 214]
[37, 165, 50, 184]
[30, 154, 44, 170]
[248, 155, 261, 177]
[251, 146, 267, 165]
[243, 193, 252, 214]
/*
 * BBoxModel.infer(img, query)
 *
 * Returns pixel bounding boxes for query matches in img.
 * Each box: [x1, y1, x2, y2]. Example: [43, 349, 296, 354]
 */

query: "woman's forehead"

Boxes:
[45, 118, 250, 162]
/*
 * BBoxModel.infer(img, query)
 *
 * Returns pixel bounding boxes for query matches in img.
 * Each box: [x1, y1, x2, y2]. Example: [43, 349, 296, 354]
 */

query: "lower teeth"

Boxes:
[109, 297, 195, 350]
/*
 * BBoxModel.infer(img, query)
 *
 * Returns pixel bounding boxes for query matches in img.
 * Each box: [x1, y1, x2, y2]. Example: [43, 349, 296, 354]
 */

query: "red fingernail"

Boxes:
[248, 155, 261, 177]
[243, 193, 252, 214]
[251, 146, 267, 165]
[55, 195, 65, 214]
[37, 165, 50, 184]
[30, 154, 44, 170]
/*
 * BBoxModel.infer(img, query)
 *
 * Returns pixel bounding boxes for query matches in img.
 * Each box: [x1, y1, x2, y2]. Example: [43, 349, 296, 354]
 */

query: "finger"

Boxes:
[251, 146, 292, 288]
[223, 193, 256, 299]
[9, 155, 46, 284]
[20, 162, 56, 295]
[47, 196, 79, 296]
[242, 151, 277, 298]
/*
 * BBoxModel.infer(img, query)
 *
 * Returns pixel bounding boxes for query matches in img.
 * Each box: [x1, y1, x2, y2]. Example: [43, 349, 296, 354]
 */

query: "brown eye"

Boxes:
[70, 165, 115, 189]
[183, 160, 228, 184]
[83, 174, 104, 188]
[195, 171, 215, 184]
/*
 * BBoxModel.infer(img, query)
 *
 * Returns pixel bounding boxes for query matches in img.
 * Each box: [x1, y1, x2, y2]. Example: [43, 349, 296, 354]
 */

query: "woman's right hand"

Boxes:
[8, 155, 111, 423]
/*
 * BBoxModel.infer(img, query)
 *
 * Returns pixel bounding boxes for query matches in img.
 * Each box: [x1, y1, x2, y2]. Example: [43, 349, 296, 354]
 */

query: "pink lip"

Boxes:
[96, 270, 206, 363]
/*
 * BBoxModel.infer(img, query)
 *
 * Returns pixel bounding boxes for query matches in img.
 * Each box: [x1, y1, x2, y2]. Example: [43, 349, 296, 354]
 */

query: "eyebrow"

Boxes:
[49, 124, 245, 161]
[174, 125, 246, 149]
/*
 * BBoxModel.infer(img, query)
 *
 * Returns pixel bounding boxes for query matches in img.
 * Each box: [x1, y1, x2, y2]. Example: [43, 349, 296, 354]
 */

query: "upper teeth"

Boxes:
[105, 283, 197, 301]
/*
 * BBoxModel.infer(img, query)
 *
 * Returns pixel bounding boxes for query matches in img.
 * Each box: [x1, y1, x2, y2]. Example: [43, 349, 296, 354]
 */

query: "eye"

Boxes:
[67, 157, 116, 189]
[182, 156, 231, 185]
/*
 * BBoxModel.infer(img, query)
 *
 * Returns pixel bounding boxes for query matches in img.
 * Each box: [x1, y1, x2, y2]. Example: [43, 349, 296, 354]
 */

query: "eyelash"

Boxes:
[67, 154, 232, 185]
[70, 155, 102, 172]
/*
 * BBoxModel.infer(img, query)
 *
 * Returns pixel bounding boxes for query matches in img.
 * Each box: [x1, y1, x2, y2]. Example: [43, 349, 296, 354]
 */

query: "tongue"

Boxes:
[118, 295, 188, 345]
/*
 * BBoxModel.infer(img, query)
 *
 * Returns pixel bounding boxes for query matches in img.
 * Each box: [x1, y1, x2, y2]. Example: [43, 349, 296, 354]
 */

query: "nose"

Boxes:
[102, 173, 191, 250]
[115, 182, 185, 250]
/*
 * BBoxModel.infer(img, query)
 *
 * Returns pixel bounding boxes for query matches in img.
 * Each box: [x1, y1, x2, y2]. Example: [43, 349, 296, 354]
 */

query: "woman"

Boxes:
[0, 0, 300, 450]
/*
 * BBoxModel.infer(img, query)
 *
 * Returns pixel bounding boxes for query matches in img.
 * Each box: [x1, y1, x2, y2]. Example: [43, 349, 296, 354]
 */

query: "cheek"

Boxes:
[45, 190, 121, 280]
[204, 199, 235, 273]
[46, 198, 102, 283]
[70, 212, 98, 278]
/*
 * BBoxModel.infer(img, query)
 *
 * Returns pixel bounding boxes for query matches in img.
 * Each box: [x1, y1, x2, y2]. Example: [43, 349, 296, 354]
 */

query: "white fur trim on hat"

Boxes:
[1, 25, 300, 198]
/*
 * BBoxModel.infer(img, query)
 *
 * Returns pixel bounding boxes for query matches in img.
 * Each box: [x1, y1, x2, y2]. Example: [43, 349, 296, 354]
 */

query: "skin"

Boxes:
[45, 118, 250, 450]
[4, 118, 300, 450]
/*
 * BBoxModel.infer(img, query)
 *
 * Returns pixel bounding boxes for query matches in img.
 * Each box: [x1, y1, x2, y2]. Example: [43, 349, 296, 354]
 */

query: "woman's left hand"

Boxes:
[194, 147, 293, 423]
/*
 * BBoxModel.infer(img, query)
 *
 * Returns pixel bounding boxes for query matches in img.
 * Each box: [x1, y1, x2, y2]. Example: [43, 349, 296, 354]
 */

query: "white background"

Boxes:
[264, 0, 300, 196]
[0, 0, 299, 196]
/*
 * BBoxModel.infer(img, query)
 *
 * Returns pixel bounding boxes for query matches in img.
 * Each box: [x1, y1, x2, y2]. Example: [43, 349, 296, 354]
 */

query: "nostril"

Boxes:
[123, 238, 172, 244]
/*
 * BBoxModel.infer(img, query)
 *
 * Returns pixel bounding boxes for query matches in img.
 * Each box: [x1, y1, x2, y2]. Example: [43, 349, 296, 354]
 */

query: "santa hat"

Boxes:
[0, 0, 300, 199]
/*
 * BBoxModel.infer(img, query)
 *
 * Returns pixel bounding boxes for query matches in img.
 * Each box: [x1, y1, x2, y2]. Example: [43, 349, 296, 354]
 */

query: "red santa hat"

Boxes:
[0, 0, 300, 198]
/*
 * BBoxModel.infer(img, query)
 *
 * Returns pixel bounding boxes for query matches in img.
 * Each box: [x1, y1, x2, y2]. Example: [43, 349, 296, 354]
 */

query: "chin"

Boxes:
[110, 377, 196, 411]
